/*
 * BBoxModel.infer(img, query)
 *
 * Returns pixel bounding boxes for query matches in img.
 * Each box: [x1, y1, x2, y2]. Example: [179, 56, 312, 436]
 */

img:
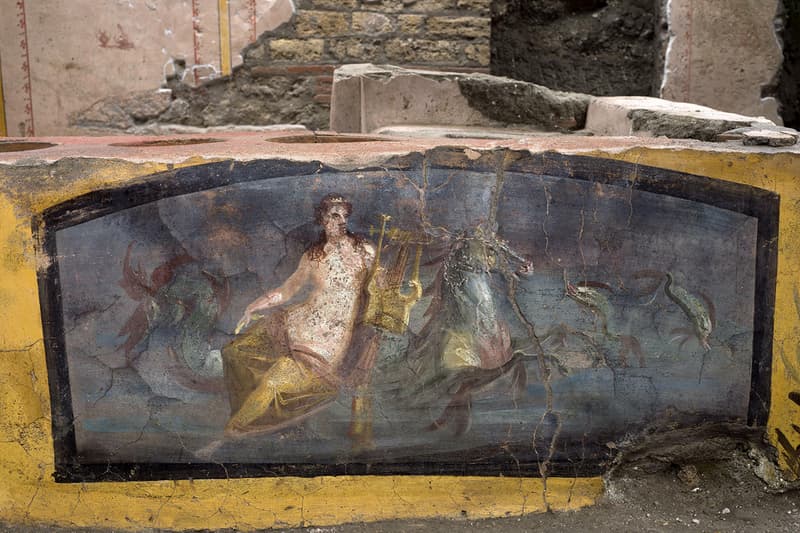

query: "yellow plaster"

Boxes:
[0, 201, 41, 347]
[0, 52, 7, 137]
[2, 146, 799, 529]
[0, 157, 604, 530]
[589, 147, 800, 480]
[218, 0, 232, 77]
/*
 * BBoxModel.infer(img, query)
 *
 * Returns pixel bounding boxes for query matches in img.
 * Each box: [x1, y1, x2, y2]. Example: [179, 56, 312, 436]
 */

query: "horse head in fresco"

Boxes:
[399, 226, 532, 435]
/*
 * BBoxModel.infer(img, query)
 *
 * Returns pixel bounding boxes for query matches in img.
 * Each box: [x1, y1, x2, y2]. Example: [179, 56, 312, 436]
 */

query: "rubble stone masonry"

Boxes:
[69, 0, 492, 133]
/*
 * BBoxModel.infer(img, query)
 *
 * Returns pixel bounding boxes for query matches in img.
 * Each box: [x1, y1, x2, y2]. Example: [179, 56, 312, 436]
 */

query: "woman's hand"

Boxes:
[234, 310, 253, 335]
[234, 292, 282, 334]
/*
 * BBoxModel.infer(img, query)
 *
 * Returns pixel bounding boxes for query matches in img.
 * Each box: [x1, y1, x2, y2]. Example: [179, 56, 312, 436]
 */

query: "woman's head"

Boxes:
[308, 194, 362, 260]
[315, 194, 352, 239]
[315, 194, 352, 225]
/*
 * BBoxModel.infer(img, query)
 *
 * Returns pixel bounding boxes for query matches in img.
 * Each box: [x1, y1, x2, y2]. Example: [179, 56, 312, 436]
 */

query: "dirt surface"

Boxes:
[279, 446, 800, 533]
[491, 0, 659, 96]
[2, 448, 798, 532]
[310, 456, 800, 533]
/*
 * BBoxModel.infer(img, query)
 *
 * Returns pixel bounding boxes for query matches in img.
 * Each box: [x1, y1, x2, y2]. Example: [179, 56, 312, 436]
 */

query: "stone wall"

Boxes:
[1, 0, 794, 134]
[71, 0, 492, 133]
[246, 0, 491, 67]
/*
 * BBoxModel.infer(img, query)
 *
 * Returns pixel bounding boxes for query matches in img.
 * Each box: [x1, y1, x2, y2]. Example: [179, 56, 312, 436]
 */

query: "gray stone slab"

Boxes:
[585, 97, 775, 141]
[330, 64, 592, 133]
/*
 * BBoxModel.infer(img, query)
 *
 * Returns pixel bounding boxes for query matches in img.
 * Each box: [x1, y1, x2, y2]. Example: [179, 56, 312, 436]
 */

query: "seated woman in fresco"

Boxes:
[222, 193, 377, 436]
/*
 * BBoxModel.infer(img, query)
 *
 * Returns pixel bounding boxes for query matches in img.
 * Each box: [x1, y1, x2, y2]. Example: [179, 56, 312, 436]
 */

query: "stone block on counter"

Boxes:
[586, 96, 775, 141]
[330, 63, 592, 134]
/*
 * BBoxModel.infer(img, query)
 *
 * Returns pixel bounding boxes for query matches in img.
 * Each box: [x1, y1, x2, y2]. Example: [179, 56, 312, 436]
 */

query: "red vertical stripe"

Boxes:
[191, 0, 202, 84]
[249, 0, 257, 43]
[16, 0, 34, 136]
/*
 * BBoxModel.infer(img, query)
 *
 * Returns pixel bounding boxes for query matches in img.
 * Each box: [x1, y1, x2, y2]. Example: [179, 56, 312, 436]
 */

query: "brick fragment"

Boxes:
[295, 10, 350, 37]
[464, 43, 490, 66]
[385, 39, 461, 63]
[352, 12, 396, 34]
[426, 16, 489, 39]
[270, 39, 325, 61]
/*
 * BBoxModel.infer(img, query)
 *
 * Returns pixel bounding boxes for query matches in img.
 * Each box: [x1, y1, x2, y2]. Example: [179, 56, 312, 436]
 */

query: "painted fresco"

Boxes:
[41, 152, 767, 479]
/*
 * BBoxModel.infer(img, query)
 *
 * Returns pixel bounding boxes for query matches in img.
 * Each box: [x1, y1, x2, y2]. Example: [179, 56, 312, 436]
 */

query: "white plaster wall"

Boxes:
[0, 0, 292, 136]
[0, 0, 786, 135]
[660, 0, 783, 123]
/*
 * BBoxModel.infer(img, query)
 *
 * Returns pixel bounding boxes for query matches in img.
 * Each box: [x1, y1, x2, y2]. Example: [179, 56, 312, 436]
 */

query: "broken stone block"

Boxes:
[70, 99, 133, 131]
[126, 123, 310, 135]
[716, 125, 800, 147]
[330, 63, 592, 133]
[119, 89, 173, 122]
[71, 90, 175, 133]
[585, 96, 776, 141]
[740, 128, 799, 147]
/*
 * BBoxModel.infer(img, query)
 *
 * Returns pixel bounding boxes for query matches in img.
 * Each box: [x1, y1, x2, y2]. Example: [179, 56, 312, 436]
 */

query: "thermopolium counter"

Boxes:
[0, 131, 797, 530]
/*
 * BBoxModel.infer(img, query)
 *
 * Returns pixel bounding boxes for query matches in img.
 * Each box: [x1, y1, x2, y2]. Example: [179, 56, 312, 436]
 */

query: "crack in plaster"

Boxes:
[14, 416, 49, 458]
[21, 462, 48, 523]
[387, 160, 455, 240]
[66, 298, 119, 332]
[390, 477, 413, 509]
[483, 151, 565, 511]
[150, 480, 178, 528]
[539, 176, 555, 265]
[0, 339, 42, 354]
[566, 473, 578, 507]
[626, 157, 640, 228]
[237, 486, 278, 525]
[68, 484, 86, 519]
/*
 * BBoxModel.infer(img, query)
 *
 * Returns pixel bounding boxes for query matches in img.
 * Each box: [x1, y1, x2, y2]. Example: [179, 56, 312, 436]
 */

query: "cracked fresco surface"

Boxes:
[48, 153, 758, 478]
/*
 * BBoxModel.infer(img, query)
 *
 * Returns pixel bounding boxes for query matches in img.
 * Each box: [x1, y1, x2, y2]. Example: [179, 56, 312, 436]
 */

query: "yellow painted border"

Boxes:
[0, 158, 602, 530]
[0, 51, 7, 137]
[218, 0, 232, 76]
[591, 147, 800, 480]
[1, 146, 799, 530]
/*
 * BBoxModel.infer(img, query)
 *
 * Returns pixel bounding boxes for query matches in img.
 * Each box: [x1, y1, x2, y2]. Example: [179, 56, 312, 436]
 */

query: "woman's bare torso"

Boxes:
[286, 238, 373, 366]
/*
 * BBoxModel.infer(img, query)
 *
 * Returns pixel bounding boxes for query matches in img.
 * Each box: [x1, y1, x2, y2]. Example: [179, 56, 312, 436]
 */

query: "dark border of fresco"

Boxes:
[33, 148, 779, 483]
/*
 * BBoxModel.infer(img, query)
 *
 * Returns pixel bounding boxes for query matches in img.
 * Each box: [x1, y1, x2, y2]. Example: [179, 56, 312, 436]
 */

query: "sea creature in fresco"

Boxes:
[664, 272, 714, 352]
[118, 242, 229, 392]
[538, 323, 609, 374]
[565, 282, 613, 335]
[634, 270, 715, 352]
[564, 279, 645, 368]
[397, 228, 532, 435]
[664, 272, 717, 383]
[118, 243, 193, 361]
[634, 269, 716, 382]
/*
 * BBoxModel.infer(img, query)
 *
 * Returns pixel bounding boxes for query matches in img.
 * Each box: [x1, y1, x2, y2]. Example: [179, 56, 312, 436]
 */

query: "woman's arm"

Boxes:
[235, 254, 314, 333]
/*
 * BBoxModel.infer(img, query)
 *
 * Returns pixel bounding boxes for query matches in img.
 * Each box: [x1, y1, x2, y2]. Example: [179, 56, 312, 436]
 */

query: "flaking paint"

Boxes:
[0, 143, 798, 530]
